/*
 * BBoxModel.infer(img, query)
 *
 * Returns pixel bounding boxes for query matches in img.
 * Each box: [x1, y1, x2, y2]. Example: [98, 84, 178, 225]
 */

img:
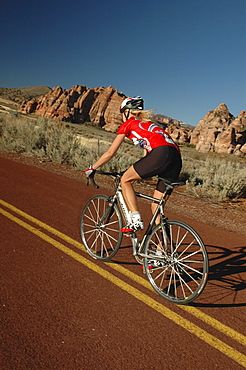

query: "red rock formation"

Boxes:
[19, 85, 125, 128]
[19, 86, 245, 155]
[190, 104, 246, 155]
[19, 84, 193, 138]
[165, 124, 190, 144]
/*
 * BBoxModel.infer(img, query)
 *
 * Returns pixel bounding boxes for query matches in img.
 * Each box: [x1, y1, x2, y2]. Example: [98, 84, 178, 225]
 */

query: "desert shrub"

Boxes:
[0, 114, 81, 165]
[182, 157, 246, 200]
[0, 113, 41, 153]
[75, 139, 141, 172]
[1, 112, 245, 201]
[38, 121, 81, 165]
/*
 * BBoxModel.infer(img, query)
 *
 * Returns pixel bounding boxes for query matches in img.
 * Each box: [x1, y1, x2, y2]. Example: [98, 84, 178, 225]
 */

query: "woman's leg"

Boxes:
[121, 165, 141, 212]
[151, 189, 163, 224]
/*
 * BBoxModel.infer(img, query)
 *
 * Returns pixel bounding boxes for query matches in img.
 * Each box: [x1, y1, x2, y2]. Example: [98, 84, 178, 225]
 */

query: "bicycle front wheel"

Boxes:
[80, 195, 123, 261]
[143, 220, 209, 304]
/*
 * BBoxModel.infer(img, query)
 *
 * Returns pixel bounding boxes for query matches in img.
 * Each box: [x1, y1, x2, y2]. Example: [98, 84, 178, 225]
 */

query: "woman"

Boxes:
[85, 96, 182, 232]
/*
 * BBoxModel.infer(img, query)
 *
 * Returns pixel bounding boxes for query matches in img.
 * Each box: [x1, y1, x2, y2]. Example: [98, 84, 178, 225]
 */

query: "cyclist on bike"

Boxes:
[85, 96, 182, 233]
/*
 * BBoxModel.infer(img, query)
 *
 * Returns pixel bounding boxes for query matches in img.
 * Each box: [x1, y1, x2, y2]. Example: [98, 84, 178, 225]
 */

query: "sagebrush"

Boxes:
[0, 113, 245, 201]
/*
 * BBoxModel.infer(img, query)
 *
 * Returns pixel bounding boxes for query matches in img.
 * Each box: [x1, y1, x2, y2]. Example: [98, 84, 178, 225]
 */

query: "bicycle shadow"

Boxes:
[112, 244, 142, 266]
[192, 244, 246, 308]
[113, 244, 246, 308]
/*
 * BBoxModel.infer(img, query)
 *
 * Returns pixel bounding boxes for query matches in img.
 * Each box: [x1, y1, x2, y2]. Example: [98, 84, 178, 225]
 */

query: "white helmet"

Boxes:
[120, 96, 144, 113]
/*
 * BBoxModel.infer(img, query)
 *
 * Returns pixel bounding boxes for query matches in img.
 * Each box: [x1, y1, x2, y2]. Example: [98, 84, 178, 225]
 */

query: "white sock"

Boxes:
[130, 211, 142, 222]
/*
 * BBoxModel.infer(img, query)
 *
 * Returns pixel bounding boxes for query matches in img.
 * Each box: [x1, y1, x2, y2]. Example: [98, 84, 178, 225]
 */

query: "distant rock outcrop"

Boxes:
[165, 124, 191, 144]
[190, 104, 246, 155]
[19, 84, 188, 135]
[153, 114, 183, 127]
[19, 85, 245, 155]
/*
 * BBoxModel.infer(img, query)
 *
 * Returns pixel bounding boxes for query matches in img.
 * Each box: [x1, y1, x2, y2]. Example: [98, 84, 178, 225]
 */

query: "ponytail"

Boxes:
[130, 109, 155, 122]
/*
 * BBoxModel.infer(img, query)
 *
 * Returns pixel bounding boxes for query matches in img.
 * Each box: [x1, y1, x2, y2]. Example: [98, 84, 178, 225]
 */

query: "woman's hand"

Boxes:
[84, 166, 95, 178]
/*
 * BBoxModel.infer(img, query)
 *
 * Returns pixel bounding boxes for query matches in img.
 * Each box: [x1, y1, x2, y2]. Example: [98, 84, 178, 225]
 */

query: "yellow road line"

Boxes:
[1, 206, 246, 367]
[0, 199, 245, 348]
[106, 262, 246, 346]
[1, 200, 246, 349]
[0, 199, 85, 251]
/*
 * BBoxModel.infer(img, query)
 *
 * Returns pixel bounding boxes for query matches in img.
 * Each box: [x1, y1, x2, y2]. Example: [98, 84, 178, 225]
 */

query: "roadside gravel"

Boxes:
[1, 151, 245, 235]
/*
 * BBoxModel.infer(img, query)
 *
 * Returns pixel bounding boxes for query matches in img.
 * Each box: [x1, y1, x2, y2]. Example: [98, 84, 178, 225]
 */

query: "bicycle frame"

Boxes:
[113, 183, 169, 258]
[88, 169, 184, 260]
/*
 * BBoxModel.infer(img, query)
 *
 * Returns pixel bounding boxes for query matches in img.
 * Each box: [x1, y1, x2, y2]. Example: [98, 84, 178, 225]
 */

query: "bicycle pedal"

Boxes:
[141, 264, 153, 271]
[120, 227, 134, 233]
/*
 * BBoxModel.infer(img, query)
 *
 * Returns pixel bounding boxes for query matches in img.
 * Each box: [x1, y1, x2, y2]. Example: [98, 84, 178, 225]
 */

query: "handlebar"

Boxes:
[88, 170, 124, 189]
[87, 171, 185, 190]
[89, 171, 99, 189]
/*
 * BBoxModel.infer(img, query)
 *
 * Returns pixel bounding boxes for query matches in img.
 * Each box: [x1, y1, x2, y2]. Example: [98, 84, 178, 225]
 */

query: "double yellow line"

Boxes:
[1, 199, 246, 368]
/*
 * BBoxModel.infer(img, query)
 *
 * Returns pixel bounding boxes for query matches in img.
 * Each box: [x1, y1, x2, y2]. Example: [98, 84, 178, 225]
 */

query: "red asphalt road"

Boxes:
[0, 156, 246, 369]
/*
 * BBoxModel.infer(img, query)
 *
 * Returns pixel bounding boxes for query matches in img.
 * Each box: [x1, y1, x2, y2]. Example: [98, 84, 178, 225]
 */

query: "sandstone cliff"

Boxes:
[19, 85, 125, 132]
[19, 84, 192, 143]
[190, 104, 246, 155]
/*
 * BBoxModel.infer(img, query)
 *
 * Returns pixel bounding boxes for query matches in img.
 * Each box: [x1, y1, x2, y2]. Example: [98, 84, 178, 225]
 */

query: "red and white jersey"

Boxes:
[117, 117, 180, 153]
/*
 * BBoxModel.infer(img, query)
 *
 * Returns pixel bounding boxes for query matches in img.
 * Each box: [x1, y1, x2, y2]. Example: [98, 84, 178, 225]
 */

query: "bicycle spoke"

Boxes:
[81, 195, 123, 261]
[144, 220, 208, 304]
[179, 261, 204, 276]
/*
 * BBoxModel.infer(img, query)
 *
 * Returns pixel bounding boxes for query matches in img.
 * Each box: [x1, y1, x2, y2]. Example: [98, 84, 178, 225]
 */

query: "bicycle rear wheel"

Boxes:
[143, 220, 209, 304]
[81, 194, 123, 261]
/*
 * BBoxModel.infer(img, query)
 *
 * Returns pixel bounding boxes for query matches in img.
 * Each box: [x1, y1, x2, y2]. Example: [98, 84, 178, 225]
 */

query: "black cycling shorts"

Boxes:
[133, 145, 182, 193]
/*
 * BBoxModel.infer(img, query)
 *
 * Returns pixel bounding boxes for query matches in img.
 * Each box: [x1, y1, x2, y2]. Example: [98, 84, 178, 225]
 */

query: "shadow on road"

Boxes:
[193, 244, 246, 307]
[111, 244, 246, 308]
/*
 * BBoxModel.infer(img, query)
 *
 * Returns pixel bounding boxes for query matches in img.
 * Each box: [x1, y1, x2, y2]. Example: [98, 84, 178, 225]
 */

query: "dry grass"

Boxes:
[0, 86, 50, 104]
[0, 111, 245, 201]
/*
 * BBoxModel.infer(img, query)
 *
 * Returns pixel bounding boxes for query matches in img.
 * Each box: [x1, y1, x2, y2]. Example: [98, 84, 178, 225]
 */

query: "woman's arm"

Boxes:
[92, 134, 125, 169]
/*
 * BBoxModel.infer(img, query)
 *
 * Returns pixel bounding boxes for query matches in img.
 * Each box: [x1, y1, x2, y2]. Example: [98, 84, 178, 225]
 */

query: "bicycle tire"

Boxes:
[143, 220, 209, 304]
[80, 194, 123, 261]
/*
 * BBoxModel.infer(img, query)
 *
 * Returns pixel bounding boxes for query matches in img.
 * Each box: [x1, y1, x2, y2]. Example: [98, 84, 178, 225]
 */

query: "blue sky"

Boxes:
[1, 0, 245, 125]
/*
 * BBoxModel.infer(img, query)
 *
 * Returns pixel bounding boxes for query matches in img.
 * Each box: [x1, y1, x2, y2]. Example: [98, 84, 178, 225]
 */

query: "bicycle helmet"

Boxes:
[120, 96, 144, 113]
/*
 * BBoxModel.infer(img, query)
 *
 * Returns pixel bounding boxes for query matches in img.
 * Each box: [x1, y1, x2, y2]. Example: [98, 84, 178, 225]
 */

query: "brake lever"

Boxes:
[89, 171, 99, 189]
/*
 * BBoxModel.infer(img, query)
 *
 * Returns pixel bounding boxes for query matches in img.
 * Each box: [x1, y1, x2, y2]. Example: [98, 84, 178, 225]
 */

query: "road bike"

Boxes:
[80, 171, 209, 305]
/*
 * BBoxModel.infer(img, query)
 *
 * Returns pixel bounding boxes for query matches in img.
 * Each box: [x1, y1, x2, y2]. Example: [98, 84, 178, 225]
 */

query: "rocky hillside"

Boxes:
[19, 85, 125, 132]
[0, 86, 51, 104]
[18, 84, 192, 139]
[152, 113, 185, 127]
[12, 84, 246, 155]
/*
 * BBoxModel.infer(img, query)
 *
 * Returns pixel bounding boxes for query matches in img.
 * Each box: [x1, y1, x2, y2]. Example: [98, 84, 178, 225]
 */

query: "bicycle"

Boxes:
[80, 170, 209, 305]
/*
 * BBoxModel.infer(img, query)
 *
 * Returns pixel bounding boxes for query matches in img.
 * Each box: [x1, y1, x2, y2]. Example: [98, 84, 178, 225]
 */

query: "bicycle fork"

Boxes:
[96, 195, 117, 228]
[138, 221, 170, 275]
